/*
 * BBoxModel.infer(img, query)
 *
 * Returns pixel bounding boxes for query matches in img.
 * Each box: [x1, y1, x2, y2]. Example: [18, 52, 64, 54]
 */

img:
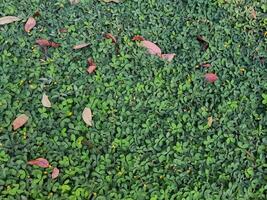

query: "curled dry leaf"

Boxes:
[0, 16, 21, 25]
[161, 54, 176, 62]
[141, 40, 162, 55]
[52, 167, 60, 179]
[251, 8, 256, 19]
[102, 0, 120, 2]
[205, 73, 218, 83]
[73, 43, 90, 50]
[12, 114, 29, 130]
[196, 35, 209, 51]
[27, 158, 50, 168]
[201, 63, 211, 68]
[25, 17, 36, 32]
[42, 93, 52, 108]
[207, 116, 213, 127]
[33, 11, 41, 18]
[104, 33, 117, 43]
[82, 107, 93, 126]
[59, 28, 68, 33]
[36, 39, 60, 48]
[132, 35, 145, 41]
[87, 58, 96, 74]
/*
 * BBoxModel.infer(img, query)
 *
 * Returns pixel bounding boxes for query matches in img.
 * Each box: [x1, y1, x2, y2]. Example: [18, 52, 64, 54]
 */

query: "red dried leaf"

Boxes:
[104, 33, 117, 43]
[52, 167, 60, 179]
[73, 43, 89, 50]
[201, 63, 211, 68]
[161, 53, 176, 61]
[205, 73, 218, 83]
[12, 114, 29, 130]
[27, 158, 50, 168]
[25, 17, 36, 32]
[87, 65, 96, 74]
[87, 58, 96, 74]
[36, 39, 60, 48]
[141, 40, 162, 55]
[132, 35, 145, 41]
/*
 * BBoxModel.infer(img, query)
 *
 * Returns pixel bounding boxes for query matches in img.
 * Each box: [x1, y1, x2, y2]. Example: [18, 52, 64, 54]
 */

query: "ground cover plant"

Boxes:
[0, 0, 267, 199]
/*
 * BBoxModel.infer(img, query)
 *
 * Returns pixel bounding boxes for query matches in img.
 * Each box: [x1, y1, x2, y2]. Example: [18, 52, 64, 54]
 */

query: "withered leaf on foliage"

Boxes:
[0, 16, 21, 25]
[12, 114, 29, 130]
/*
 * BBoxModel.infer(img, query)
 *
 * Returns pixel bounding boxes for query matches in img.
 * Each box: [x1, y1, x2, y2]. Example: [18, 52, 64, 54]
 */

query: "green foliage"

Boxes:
[0, 0, 266, 199]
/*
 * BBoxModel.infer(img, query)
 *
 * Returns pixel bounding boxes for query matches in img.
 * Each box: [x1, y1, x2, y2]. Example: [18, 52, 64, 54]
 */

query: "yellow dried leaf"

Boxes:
[42, 93, 52, 108]
[207, 116, 213, 127]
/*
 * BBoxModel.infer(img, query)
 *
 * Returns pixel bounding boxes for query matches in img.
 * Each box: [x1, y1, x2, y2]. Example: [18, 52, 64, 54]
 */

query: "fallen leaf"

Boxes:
[205, 73, 218, 83]
[42, 93, 52, 107]
[200, 63, 211, 68]
[207, 116, 213, 127]
[87, 58, 96, 74]
[196, 35, 209, 51]
[161, 53, 176, 61]
[0, 16, 21, 25]
[36, 39, 60, 48]
[12, 114, 29, 130]
[251, 8, 256, 19]
[82, 107, 93, 126]
[104, 33, 117, 43]
[59, 28, 68, 33]
[27, 158, 50, 168]
[69, 0, 80, 4]
[25, 17, 36, 32]
[73, 43, 89, 50]
[33, 11, 41, 18]
[141, 40, 162, 55]
[52, 167, 60, 179]
[102, 0, 120, 2]
[132, 35, 145, 41]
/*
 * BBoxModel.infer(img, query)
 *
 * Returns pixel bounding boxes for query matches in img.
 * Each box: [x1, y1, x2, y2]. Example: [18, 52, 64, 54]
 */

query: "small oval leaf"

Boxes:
[12, 114, 29, 130]
[82, 107, 92, 126]
[25, 17, 36, 32]
[42, 93, 52, 108]
[27, 158, 50, 168]
[52, 167, 60, 179]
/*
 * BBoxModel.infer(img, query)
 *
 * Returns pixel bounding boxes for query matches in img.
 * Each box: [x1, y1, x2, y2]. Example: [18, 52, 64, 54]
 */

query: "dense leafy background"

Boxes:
[0, 0, 267, 199]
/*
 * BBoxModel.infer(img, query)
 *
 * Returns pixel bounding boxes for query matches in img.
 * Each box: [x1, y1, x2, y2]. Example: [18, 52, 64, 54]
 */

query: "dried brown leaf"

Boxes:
[73, 43, 90, 50]
[28, 158, 50, 168]
[82, 107, 93, 126]
[12, 114, 29, 130]
[25, 17, 36, 32]
[52, 167, 60, 179]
